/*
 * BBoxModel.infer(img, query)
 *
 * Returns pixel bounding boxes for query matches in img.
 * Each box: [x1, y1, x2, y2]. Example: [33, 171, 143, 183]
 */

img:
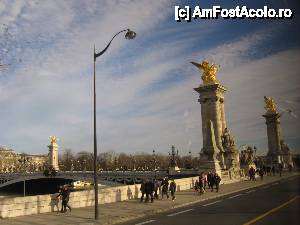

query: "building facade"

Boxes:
[0, 147, 48, 173]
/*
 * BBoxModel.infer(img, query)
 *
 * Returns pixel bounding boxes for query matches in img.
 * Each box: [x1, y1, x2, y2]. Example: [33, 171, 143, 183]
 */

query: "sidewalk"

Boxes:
[2, 173, 299, 225]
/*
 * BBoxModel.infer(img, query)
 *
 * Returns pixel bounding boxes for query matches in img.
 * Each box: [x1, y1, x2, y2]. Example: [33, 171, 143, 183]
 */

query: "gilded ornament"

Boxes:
[264, 96, 277, 113]
[50, 136, 58, 144]
[190, 60, 220, 85]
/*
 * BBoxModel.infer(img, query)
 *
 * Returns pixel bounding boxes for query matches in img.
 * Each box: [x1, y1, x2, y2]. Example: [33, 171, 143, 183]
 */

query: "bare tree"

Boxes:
[59, 149, 74, 171]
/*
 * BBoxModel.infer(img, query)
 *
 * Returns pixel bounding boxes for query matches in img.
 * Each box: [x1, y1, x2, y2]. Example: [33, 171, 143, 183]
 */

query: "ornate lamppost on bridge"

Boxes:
[83, 159, 87, 172]
[93, 28, 136, 220]
[152, 150, 156, 170]
[18, 154, 30, 197]
[188, 150, 192, 168]
[152, 149, 157, 179]
[131, 155, 136, 171]
[170, 145, 177, 167]
[70, 159, 74, 172]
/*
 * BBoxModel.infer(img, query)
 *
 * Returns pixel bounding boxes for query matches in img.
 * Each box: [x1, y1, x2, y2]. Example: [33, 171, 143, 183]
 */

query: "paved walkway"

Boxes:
[2, 173, 298, 225]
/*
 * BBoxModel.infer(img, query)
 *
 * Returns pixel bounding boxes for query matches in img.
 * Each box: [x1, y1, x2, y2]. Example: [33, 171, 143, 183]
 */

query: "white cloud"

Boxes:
[0, 1, 299, 157]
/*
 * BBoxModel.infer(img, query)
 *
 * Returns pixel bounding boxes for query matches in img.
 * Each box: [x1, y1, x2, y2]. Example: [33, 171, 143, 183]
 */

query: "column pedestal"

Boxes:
[198, 120, 222, 175]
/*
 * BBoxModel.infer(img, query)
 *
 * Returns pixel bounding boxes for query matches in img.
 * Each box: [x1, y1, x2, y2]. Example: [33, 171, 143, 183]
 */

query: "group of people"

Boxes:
[54, 185, 72, 213]
[140, 178, 177, 203]
[194, 172, 222, 193]
[249, 164, 286, 181]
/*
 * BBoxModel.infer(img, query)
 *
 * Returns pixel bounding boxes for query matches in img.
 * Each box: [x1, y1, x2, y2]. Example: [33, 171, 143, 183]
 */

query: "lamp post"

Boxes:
[18, 154, 29, 197]
[93, 29, 136, 220]
[188, 150, 192, 169]
[70, 159, 74, 172]
[152, 149, 157, 179]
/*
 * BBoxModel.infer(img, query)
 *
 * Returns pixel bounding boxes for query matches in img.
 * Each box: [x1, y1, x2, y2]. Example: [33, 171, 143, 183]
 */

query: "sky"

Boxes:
[0, 0, 299, 156]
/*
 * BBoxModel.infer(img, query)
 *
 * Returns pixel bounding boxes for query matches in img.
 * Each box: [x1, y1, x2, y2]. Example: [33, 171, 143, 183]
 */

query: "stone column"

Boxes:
[48, 142, 59, 171]
[263, 112, 283, 164]
[195, 83, 226, 169]
[220, 97, 227, 132]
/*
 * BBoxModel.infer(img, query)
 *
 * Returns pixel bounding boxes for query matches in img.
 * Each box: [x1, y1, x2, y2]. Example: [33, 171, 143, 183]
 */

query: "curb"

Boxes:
[104, 174, 299, 225]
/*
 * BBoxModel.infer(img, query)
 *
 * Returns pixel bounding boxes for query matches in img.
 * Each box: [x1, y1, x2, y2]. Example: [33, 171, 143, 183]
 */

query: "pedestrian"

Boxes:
[158, 179, 162, 197]
[140, 180, 146, 202]
[259, 168, 264, 181]
[210, 174, 215, 192]
[153, 179, 160, 200]
[249, 167, 255, 181]
[288, 164, 293, 173]
[161, 177, 169, 199]
[271, 166, 276, 176]
[203, 173, 207, 190]
[169, 179, 176, 201]
[145, 179, 154, 203]
[207, 172, 212, 190]
[194, 179, 199, 194]
[199, 174, 205, 194]
[279, 163, 283, 177]
[266, 166, 271, 176]
[214, 173, 221, 192]
[57, 185, 72, 213]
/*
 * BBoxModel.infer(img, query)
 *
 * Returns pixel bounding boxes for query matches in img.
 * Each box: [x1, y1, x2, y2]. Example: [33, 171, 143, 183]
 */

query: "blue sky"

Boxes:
[0, 0, 299, 156]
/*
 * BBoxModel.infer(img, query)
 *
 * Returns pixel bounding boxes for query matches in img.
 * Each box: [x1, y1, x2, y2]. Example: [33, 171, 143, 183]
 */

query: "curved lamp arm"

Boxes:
[94, 29, 136, 61]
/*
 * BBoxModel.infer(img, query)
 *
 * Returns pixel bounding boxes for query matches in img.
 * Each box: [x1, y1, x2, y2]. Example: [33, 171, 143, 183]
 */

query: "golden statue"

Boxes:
[50, 136, 58, 144]
[264, 96, 277, 113]
[190, 60, 219, 85]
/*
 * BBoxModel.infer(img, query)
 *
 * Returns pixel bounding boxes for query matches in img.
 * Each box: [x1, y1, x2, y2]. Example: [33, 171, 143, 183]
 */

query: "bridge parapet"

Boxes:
[0, 175, 200, 218]
[0, 170, 168, 188]
[0, 169, 197, 188]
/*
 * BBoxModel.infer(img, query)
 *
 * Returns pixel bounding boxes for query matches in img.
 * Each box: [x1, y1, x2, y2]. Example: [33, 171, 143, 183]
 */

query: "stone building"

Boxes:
[0, 147, 48, 173]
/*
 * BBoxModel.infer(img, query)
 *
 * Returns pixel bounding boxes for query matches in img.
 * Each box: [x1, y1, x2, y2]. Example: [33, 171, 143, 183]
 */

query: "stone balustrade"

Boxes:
[0, 176, 197, 218]
[0, 174, 242, 218]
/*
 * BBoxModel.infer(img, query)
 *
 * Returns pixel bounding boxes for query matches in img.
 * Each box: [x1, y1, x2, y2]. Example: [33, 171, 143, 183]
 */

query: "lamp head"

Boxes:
[125, 29, 136, 40]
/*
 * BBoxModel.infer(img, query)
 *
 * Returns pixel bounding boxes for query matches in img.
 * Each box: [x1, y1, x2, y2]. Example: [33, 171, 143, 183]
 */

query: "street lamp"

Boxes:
[70, 159, 74, 172]
[18, 154, 29, 197]
[93, 28, 136, 220]
[152, 150, 156, 170]
[152, 149, 158, 179]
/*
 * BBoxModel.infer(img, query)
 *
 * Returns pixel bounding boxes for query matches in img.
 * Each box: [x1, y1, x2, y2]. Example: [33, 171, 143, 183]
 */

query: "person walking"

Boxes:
[249, 167, 256, 181]
[207, 172, 212, 190]
[259, 168, 264, 181]
[279, 163, 283, 177]
[161, 177, 169, 199]
[145, 179, 154, 203]
[210, 174, 215, 192]
[271, 165, 276, 176]
[199, 174, 205, 194]
[194, 179, 199, 194]
[57, 185, 71, 213]
[288, 164, 293, 173]
[214, 173, 221, 192]
[203, 173, 207, 190]
[169, 179, 176, 201]
[153, 179, 160, 200]
[140, 180, 146, 202]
